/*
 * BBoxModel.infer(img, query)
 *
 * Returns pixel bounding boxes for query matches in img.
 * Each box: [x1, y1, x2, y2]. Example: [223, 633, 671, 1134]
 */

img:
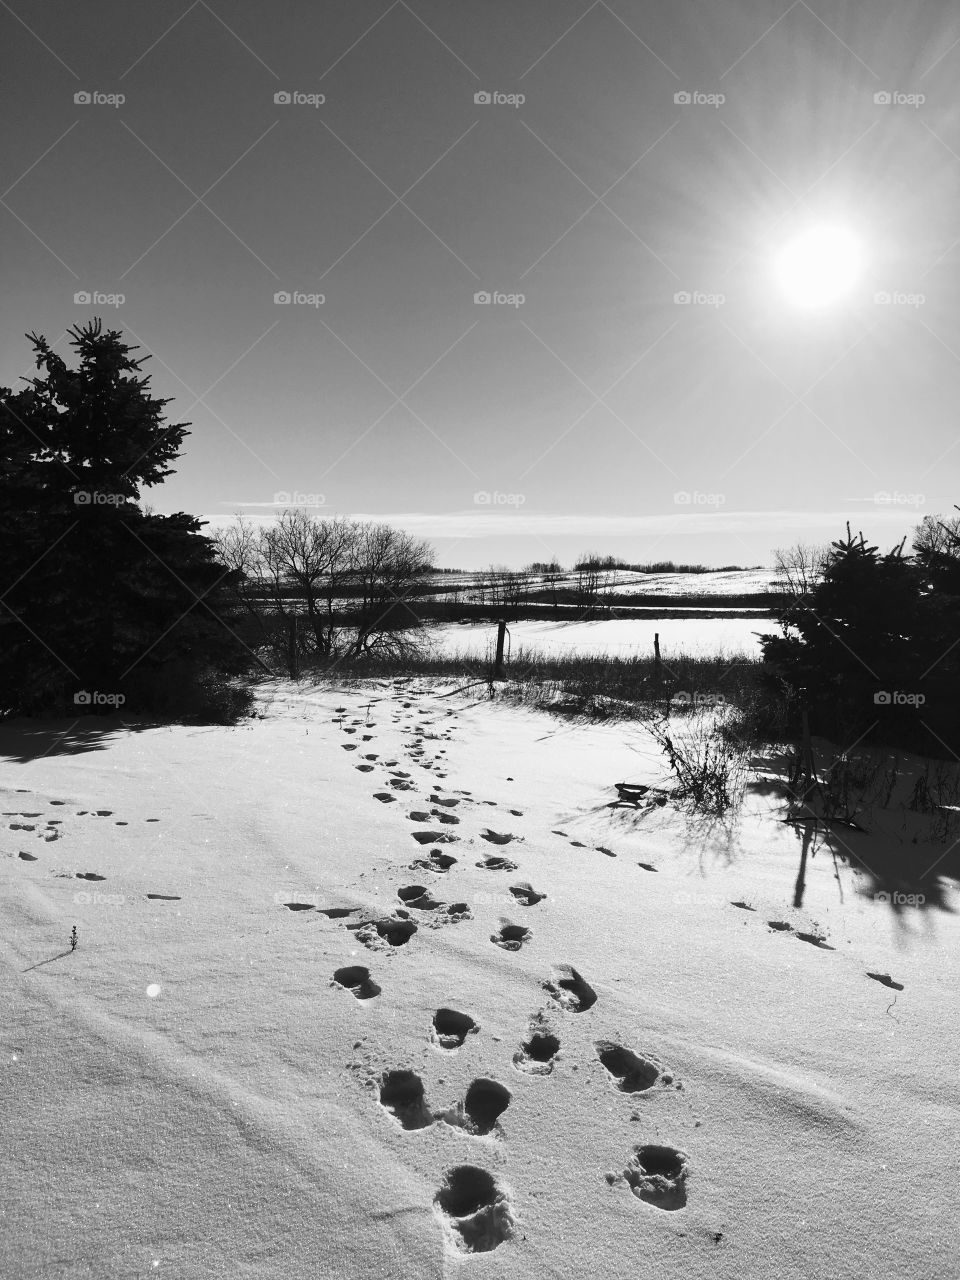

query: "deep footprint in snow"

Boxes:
[637, 862, 659, 873]
[480, 829, 517, 845]
[342, 744, 358, 752]
[366, 918, 418, 947]
[147, 893, 181, 901]
[413, 849, 458, 874]
[432, 1008, 479, 1050]
[333, 965, 380, 1000]
[318, 907, 358, 919]
[731, 901, 756, 911]
[619, 1145, 689, 1210]
[397, 885, 443, 911]
[441, 1079, 511, 1136]
[373, 792, 396, 804]
[435, 813, 460, 825]
[491, 923, 531, 952]
[432, 797, 460, 808]
[476, 855, 518, 872]
[596, 1042, 661, 1092]
[544, 965, 597, 1012]
[435, 1166, 515, 1254]
[596, 846, 616, 857]
[796, 932, 836, 950]
[513, 1024, 560, 1075]
[408, 811, 432, 822]
[283, 901, 314, 911]
[509, 882, 546, 907]
[867, 971, 904, 990]
[379, 1070, 433, 1130]
[76, 872, 106, 882]
[412, 831, 459, 845]
[768, 921, 793, 932]
[355, 764, 375, 773]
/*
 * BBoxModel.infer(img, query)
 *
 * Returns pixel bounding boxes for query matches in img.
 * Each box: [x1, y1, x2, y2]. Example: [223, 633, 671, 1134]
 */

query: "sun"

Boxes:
[773, 225, 862, 308]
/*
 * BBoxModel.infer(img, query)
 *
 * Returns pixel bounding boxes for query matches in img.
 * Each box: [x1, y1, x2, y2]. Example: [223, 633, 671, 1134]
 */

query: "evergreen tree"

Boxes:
[0, 321, 249, 718]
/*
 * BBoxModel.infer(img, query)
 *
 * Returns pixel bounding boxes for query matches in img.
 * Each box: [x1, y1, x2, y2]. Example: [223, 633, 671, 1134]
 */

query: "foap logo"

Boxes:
[474, 90, 525, 107]
[874, 291, 925, 308]
[873, 690, 926, 706]
[673, 290, 725, 307]
[74, 491, 125, 506]
[274, 90, 325, 107]
[74, 90, 125, 108]
[873, 90, 925, 108]
[474, 490, 525, 507]
[74, 890, 125, 906]
[74, 690, 126, 707]
[671, 690, 726, 707]
[474, 290, 525, 308]
[274, 290, 325, 307]
[673, 490, 725, 507]
[74, 291, 125, 308]
[875, 890, 925, 906]
[674, 90, 725, 108]
[274, 490, 326, 508]
[873, 490, 925, 507]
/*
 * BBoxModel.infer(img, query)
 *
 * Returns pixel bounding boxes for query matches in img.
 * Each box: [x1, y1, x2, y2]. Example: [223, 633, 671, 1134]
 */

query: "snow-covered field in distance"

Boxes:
[427, 616, 770, 660]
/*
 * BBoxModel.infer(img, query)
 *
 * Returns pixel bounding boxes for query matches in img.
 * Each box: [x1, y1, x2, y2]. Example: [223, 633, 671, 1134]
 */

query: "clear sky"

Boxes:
[3, 0, 958, 568]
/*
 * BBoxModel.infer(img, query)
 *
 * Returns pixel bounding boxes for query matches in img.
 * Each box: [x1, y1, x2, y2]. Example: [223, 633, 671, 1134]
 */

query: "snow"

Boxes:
[428, 616, 770, 660]
[2, 681, 957, 1279]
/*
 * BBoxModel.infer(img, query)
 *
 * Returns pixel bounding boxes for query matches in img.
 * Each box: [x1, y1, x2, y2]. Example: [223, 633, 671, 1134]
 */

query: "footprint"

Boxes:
[146, 818, 160, 823]
[619, 1145, 689, 1210]
[508, 809, 523, 817]
[544, 965, 597, 1013]
[76, 872, 106, 882]
[476, 855, 518, 872]
[413, 850, 458, 874]
[96, 811, 112, 817]
[796, 932, 835, 950]
[397, 885, 443, 911]
[435, 1166, 514, 1254]
[364, 753, 378, 760]
[480, 830, 517, 845]
[513, 1025, 560, 1075]
[731, 901, 755, 911]
[435, 813, 460, 825]
[146, 893, 181, 901]
[333, 965, 380, 1000]
[595, 846, 616, 857]
[373, 793, 396, 804]
[637, 863, 659, 873]
[491, 924, 531, 952]
[867, 971, 904, 990]
[355, 764, 375, 773]
[391, 771, 412, 779]
[432, 1008, 478, 1051]
[362, 918, 418, 947]
[408, 811, 432, 822]
[412, 831, 458, 845]
[596, 1042, 661, 1093]
[17, 851, 38, 861]
[569, 841, 586, 849]
[318, 907, 358, 919]
[440, 1079, 511, 1136]
[768, 921, 793, 932]
[552, 830, 568, 837]
[283, 901, 314, 912]
[509, 882, 546, 907]
[379, 1070, 434, 1130]
[432, 797, 460, 808]
[342, 744, 358, 752]
[9, 824, 35, 831]
[390, 780, 415, 792]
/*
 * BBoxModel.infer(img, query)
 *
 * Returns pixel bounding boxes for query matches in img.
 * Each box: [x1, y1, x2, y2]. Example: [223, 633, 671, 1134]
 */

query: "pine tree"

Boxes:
[0, 321, 249, 718]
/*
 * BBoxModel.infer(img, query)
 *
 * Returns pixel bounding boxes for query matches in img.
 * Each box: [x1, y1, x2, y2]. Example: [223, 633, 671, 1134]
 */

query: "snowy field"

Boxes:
[2, 679, 957, 1278]
[427, 616, 770, 661]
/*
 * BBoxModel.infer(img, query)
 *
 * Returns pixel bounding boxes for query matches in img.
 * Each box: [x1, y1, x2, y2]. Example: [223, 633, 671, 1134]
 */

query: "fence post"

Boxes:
[288, 614, 300, 679]
[494, 618, 507, 679]
[654, 632, 662, 681]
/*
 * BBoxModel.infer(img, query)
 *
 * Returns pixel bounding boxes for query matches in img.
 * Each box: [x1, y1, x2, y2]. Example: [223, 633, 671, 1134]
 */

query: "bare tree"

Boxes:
[346, 522, 433, 658]
[772, 542, 829, 603]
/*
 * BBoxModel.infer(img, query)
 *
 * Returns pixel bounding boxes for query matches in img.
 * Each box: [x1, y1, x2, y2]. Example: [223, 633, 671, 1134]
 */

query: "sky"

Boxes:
[3, 0, 959, 569]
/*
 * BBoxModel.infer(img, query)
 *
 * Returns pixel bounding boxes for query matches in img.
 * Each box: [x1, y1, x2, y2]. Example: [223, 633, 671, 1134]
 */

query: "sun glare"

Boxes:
[773, 225, 862, 308]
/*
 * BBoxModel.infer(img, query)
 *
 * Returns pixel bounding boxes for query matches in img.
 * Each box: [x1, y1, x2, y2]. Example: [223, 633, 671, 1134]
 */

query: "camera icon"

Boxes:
[874, 291, 891, 305]
[874, 891, 890, 903]
[474, 291, 491, 304]
[674, 91, 691, 104]
[274, 91, 291, 104]
[673, 490, 691, 504]
[74, 690, 92, 704]
[473, 490, 491, 504]
[673, 291, 691, 304]
[671, 690, 692, 704]
[474, 91, 491, 105]
[74, 91, 91, 105]
[73, 491, 92, 505]
[274, 291, 291, 304]
[873, 691, 892, 705]
[74, 291, 91, 304]
[874, 91, 891, 105]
